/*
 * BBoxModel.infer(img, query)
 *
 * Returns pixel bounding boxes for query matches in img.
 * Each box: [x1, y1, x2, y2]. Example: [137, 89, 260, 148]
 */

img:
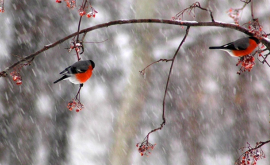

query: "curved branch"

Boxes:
[1, 19, 270, 77]
[251, 140, 270, 151]
[139, 58, 173, 75]
[143, 26, 190, 147]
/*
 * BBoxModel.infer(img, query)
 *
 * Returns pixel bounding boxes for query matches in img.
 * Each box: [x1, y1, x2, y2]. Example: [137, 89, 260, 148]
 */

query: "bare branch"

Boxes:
[139, 58, 173, 75]
[252, 140, 270, 150]
[83, 38, 109, 44]
[239, 0, 251, 10]
[76, 16, 83, 42]
[172, 2, 215, 22]
[258, 52, 270, 66]
[76, 0, 88, 42]
[137, 26, 190, 156]
[250, 0, 254, 20]
[1, 19, 270, 77]
[144, 26, 190, 143]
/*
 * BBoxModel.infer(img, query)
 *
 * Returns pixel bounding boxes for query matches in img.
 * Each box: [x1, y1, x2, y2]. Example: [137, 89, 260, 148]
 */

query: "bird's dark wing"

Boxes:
[59, 60, 91, 75]
[69, 61, 90, 74]
[220, 42, 235, 50]
[233, 37, 249, 50]
[209, 37, 250, 50]
[70, 65, 88, 73]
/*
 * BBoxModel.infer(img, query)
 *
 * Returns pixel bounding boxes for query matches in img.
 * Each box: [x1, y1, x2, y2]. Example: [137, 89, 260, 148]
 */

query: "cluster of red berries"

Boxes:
[67, 99, 84, 112]
[236, 143, 266, 165]
[56, 0, 76, 9]
[236, 56, 255, 75]
[136, 140, 156, 156]
[68, 41, 83, 53]
[10, 70, 22, 85]
[237, 150, 264, 165]
[239, 154, 258, 165]
[227, 8, 240, 24]
[56, 0, 97, 18]
[246, 20, 267, 39]
[79, 5, 98, 18]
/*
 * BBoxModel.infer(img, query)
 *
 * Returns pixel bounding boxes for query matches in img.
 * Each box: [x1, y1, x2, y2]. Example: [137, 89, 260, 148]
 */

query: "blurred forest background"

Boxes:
[0, 0, 269, 165]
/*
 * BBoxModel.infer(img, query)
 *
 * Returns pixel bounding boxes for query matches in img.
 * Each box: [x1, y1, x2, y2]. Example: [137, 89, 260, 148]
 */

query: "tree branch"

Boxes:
[1, 19, 270, 77]
[145, 26, 190, 142]
[235, 140, 270, 165]
[251, 140, 270, 151]
[137, 26, 190, 156]
[250, 0, 255, 20]
[139, 58, 173, 75]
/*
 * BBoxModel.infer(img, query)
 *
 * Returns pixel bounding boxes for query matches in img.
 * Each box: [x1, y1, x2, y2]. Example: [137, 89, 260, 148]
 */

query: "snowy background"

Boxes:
[0, 0, 269, 165]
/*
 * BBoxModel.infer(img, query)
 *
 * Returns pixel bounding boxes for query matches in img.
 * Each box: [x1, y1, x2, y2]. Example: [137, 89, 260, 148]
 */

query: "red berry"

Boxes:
[16, 80, 22, 85]
[13, 76, 19, 81]
[76, 109, 80, 112]
[79, 11, 86, 16]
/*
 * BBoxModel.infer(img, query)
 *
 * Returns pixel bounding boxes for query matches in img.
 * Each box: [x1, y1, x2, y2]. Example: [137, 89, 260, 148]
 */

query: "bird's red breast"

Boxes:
[232, 39, 258, 57]
[75, 66, 93, 83]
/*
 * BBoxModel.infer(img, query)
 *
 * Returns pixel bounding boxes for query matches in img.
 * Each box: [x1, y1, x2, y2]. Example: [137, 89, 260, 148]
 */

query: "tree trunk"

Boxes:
[109, 0, 155, 164]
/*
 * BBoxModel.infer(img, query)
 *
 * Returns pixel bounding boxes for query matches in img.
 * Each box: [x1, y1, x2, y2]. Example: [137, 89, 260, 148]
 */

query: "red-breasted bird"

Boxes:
[54, 60, 95, 85]
[209, 37, 260, 57]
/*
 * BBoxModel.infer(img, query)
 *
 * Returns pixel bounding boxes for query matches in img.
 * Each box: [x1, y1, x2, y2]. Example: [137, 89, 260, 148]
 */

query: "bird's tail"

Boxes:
[54, 75, 68, 84]
[209, 46, 224, 49]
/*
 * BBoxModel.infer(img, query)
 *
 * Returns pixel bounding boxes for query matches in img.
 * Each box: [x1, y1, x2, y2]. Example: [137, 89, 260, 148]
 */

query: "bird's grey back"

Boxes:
[233, 37, 250, 50]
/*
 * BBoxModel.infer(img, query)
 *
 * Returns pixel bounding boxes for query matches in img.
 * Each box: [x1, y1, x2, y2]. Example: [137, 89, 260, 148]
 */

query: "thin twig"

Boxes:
[195, 3, 215, 22]
[76, 16, 83, 42]
[261, 53, 270, 66]
[81, 32, 87, 42]
[139, 58, 173, 75]
[250, 0, 254, 20]
[83, 38, 109, 44]
[75, 84, 83, 100]
[239, 0, 251, 10]
[76, 0, 88, 42]
[251, 140, 270, 151]
[145, 26, 190, 141]
[172, 2, 215, 22]
[75, 0, 89, 60]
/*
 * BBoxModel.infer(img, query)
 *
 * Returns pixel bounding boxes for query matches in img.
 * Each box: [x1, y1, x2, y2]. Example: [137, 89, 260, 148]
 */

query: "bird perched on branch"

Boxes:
[54, 60, 95, 86]
[209, 37, 260, 57]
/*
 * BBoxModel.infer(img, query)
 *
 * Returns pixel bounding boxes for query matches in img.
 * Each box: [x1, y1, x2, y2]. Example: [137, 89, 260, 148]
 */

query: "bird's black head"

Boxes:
[249, 37, 260, 44]
[89, 60, 95, 69]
